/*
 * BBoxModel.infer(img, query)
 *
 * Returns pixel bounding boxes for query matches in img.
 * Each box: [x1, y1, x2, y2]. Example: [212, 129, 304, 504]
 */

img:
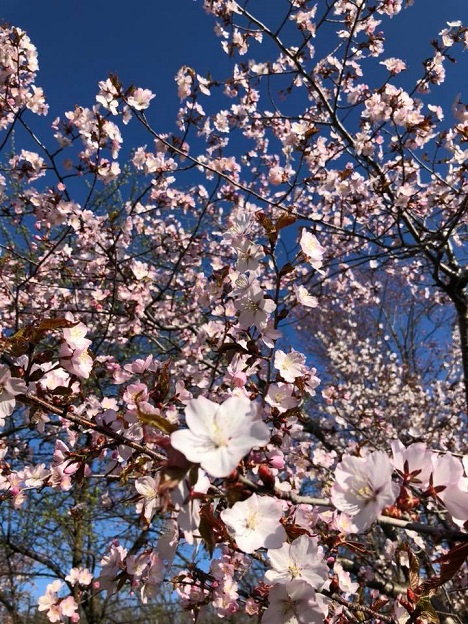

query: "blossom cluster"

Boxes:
[1, 4, 468, 624]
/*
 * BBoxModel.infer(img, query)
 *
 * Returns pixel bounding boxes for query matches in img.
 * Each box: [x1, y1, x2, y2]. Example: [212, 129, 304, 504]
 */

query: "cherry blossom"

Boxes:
[274, 350, 306, 383]
[135, 475, 160, 523]
[0, 365, 28, 424]
[170, 396, 270, 478]
[262, 580, 330, 624]
[220, 493, 286, 553]
[331, 451, 400, 532]
[59, 342, 93, 379]
[65, 567, 93, 586]
[391, 440, 432, 487]
[265, 383, 298, 413]
[299, 231, 324, 272]
[234, 284, 277, 329]
[294, 284, 318, 309]
[265, 535, 328, 589]
[0, 3, 467, 621]
[38, 581, 78, 623]
[171, 469, 211, 543]
[63, 322, 92, 350]
[126, 87, 155, 110]
[428, 453, 468, 523]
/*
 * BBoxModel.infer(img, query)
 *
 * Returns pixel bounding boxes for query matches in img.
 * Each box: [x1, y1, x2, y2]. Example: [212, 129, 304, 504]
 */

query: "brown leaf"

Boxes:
[279, 263, 295, 277]
[396, 543, 420, 591]
[276, 214, 297, 231]
[255, 211, 275, 232]
[199, 504, 226, 556]
[137, 408, 178, 434]
[339, 541, 369, 556]
[37, 318, 77, 331]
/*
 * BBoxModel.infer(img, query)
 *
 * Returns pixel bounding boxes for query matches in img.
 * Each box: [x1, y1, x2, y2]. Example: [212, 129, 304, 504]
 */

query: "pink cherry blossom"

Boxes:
[65, 566, 93, 586]
[1, 5, 468, 620]
[440, 480, 468, 525]
[331, 451, 400, 532]
[135, 475, 160, 523]
[63, 322, 92, 350]
[294, 284, 318, 308]
[262, 580, 330, 624]
[60, 595, 79, 618]
[235, 284, 276, 329]
[268, 166, 285, 185]
[265, 383, 298, 413]
[37, 580, 64, 622]
[380, 57, 407, 74]
[390, 440, 433, 487]
[334, 561, 359, 595]
[0, 365, 27, 424]
[23, 463, 50, 488]
[96, 78, 120, 114]
[126, 87, 155, 110]
[171, 469, 210, 544]
[233, 238, 264, 272]
[429, 453, 468, 523]
[59, 342, 93, 379]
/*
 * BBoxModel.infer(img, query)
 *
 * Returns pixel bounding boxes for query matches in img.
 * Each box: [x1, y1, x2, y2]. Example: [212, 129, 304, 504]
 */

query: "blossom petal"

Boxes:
[184, 396, 218, 436]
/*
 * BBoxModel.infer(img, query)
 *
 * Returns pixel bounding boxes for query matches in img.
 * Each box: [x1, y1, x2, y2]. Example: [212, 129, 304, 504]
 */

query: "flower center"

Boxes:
[288, 562, 301, 579]
[355, 482, 377, 503]
[245, 511, 258, 530]
[282, 596, 298, 618]
[212, 421, 228, 448]
[244, 298, 260, 312]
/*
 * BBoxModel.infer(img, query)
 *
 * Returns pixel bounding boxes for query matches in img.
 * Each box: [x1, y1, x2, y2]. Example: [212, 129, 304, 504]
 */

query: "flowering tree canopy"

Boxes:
[0, 2, 467, 623]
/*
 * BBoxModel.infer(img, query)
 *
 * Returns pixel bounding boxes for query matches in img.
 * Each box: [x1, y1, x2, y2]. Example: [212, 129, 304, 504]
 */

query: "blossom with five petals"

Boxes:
[170, 396, 270, 478]
[265, 534, 328, 589]
[262, 580, 330, 624]
[221, 493, 286, 553]
[331, 451, 399, 532]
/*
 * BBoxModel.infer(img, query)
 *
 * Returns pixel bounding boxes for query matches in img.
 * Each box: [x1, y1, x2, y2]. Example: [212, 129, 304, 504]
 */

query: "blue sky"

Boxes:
[2, 0, 467, 131]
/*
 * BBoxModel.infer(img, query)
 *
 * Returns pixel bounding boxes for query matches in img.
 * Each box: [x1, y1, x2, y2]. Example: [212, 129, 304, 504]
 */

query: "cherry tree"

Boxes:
[0, 2, 467, 623]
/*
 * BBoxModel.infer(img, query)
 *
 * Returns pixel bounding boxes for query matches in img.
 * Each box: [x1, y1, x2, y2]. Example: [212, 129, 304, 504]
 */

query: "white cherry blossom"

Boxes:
[299, 230, 324, 271]
[265, 534, 328, 589]
[220, 493, 286, 553]
[135, 475, 160, 523]
[274, 350, 306, 383]
[265, 383, 298, 413]
[390, 440, 432, 487]
[170, 396, 270, 478]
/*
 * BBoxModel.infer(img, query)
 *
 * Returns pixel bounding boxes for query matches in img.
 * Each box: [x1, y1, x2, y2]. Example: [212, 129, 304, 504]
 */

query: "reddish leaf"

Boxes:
[37, 318, 77, 331]
[276, 214, 297, 231]
[418, 542, 468, 596]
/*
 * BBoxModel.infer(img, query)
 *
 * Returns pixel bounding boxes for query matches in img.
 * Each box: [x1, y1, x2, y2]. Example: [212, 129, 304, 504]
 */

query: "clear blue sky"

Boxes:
[2, 0, 467, 130]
